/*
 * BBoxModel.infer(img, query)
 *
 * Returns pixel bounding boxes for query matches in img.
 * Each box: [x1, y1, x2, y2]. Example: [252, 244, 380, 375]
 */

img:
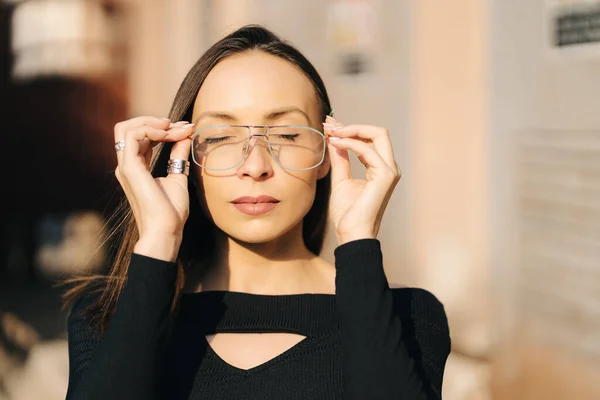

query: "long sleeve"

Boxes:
[334, 239, 451, 400]
[65, 253, 178, 400]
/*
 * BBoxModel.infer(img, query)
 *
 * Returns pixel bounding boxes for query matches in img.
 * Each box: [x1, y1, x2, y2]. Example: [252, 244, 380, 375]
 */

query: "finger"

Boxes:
[170, 137, 192, 160]
[114, 116, 171, 165]
[120, 126, 170, 200]
[115, 116, 171, 141]
[150, 123, 195, 148]
[123, 124, 196, 165]
[119, 127, 174, 211]
[166, 138, 193, 180]
[141, 138, 153, 165]
[120, 123, 195, 182]
[328, 137, 398, 182]
[324, 124, 351, 186]
[117, 118, 191, 152]
[324, 123, 396, 171]
[115, 127, 166, 187]
[169, 120, 190, 129]
[165, 123, 196, 141]
[327, 141, 351, 187]
[144, 128, 189, 162]
[122, 125, 171, 168]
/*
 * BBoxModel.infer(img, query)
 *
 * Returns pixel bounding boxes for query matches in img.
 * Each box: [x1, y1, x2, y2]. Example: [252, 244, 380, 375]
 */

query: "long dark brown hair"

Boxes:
[60, 24, 333, 335]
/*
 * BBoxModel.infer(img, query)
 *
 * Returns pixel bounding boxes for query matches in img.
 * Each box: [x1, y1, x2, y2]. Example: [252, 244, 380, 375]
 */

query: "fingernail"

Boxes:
[174, 120, 189, 124]
[323, 122, 340, 131]
[182, 123, 195, 128]
[328, 136, 341, 141]
[325, 115, 336, 124]
[161, 117, 171, 121]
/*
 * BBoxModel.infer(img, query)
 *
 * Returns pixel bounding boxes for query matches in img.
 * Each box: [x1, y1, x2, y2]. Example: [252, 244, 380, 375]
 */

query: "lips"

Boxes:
[231, 195, 280, 215]
[231, 195, 280, 204]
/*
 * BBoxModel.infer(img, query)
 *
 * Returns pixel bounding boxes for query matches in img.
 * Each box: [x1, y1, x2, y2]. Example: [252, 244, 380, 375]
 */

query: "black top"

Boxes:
[65, 239, 451, 399]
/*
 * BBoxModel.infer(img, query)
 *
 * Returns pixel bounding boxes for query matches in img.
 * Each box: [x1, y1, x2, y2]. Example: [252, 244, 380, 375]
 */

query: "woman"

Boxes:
[63, 25, 451, 400]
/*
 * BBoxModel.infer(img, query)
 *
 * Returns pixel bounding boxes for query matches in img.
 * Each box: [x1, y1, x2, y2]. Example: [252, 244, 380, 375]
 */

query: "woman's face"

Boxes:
[190, 51, 329, 244]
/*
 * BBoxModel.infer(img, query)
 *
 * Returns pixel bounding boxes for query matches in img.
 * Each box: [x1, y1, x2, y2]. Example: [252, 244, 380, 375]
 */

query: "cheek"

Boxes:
[189, 170, 216, 219]
[282, 170, 320, 209]
[198, 175, 223, 213]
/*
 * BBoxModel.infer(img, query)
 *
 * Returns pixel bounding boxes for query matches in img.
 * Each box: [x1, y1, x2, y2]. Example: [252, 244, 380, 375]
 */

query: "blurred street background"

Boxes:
[2, 0, 600, 399]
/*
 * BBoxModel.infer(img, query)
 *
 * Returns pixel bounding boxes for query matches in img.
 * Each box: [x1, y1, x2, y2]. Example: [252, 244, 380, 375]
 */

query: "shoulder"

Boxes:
[389, 285, 452, 361]
[69, 290, 101, 321]
[66, 281, 105, 340]
[66, 289, 106, 375]
[389, 285, 450, 335]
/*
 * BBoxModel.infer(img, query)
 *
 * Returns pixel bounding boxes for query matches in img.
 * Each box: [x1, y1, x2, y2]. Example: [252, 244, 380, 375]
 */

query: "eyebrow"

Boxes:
[193, 107, 312, 125]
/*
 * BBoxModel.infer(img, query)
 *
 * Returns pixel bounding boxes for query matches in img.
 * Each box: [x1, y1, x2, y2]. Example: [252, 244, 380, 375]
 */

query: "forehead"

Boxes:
[193, 51, 320, 123]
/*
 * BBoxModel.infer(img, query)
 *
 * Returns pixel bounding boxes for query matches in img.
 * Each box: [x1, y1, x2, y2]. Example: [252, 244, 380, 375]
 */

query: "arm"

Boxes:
[335, 239, 451, 400]
[66, 253, 178, 400]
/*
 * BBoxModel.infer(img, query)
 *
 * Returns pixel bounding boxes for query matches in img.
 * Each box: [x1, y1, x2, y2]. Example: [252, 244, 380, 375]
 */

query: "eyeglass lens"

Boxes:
[191, 126, 325, 171]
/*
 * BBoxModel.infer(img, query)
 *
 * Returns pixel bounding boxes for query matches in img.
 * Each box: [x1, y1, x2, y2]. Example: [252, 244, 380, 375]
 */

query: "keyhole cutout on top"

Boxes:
[205, 332, 307, 371]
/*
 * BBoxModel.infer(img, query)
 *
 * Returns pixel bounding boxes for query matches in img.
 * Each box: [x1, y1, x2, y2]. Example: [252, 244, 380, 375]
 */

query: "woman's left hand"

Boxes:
[324, 116, 402, 245]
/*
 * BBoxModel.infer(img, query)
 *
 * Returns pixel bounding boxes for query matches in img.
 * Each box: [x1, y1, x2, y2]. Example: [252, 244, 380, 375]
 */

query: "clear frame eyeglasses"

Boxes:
[190, 125, 327, 171]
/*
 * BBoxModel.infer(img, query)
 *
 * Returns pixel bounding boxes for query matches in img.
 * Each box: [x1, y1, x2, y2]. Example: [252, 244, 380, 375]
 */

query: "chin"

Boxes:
[230, 231, 284, 244]
[216, 218, 302, 245]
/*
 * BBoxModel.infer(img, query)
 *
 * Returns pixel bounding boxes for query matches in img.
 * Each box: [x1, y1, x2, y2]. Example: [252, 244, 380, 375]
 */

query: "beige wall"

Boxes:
[492, 0, 600, 398]
[126, 0, 206, 117]
[409, 0, 491, 350]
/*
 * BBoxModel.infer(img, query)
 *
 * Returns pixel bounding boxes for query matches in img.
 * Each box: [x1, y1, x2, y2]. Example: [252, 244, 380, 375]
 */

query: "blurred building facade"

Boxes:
[492, 1, 600, 398]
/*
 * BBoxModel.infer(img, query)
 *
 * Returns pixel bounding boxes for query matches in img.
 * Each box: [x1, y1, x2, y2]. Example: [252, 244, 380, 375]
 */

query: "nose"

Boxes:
[236, 135, 274, 180]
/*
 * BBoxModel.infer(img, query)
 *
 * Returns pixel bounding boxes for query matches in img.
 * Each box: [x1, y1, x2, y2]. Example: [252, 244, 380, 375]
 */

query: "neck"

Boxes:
[198, 223, 321, 294]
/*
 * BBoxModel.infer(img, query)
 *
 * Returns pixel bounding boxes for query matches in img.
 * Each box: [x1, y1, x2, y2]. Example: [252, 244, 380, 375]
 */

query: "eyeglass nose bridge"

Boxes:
[242, 130, 271, 159]
[245, 124, 269, 142]
[247, 124, 270, 137]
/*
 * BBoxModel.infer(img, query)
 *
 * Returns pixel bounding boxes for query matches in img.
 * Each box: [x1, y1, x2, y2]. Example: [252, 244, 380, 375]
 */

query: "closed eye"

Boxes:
[204, 136, 232, 144]
[271, 133, 299, 141]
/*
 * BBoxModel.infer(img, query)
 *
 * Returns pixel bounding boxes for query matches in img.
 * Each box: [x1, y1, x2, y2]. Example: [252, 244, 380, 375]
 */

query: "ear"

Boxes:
[316, 150, 331, 180]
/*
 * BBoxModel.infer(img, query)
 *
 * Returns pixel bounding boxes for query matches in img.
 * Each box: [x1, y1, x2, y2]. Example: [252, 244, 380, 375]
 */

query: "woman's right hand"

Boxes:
[114, 116, 195, 261]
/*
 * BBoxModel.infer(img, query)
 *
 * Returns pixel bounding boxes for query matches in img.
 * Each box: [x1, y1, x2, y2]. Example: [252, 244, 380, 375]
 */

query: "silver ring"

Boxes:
[167, 159, 190, 176]
[115, 140, 125, 152]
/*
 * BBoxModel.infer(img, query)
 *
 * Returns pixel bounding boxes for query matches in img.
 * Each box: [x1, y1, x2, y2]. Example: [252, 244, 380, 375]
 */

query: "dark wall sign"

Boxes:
[555, 5, 600, 47]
